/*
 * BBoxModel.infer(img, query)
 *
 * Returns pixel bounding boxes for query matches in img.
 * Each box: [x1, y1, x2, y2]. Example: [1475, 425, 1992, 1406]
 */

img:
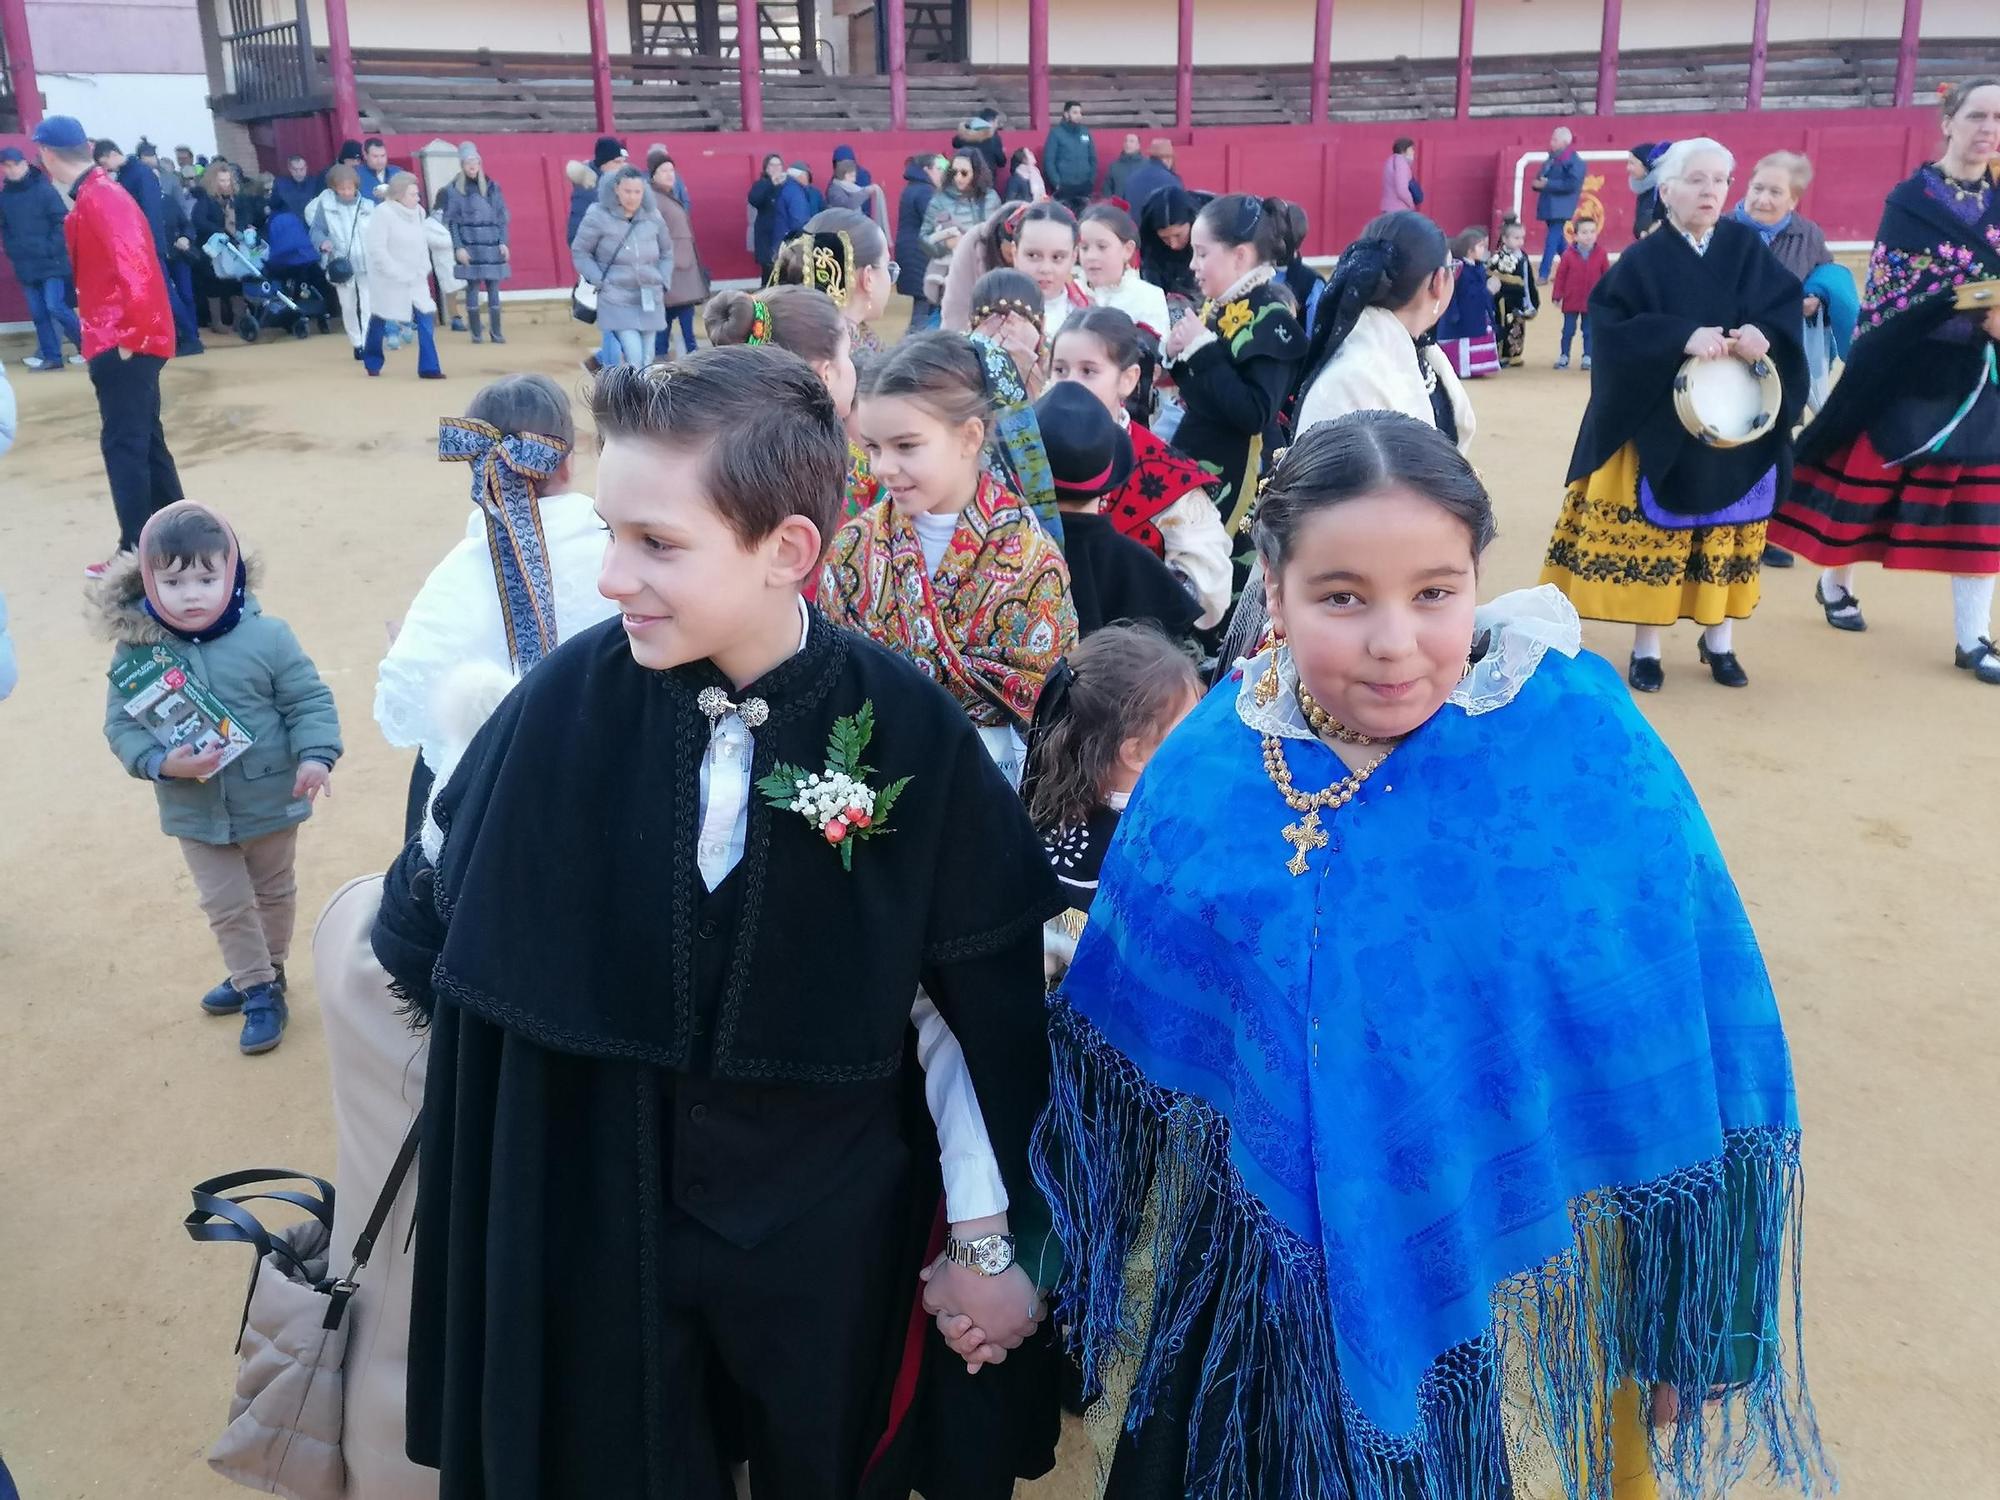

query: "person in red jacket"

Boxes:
[33, 114, 182, 573]
[1548, 211, 1609, 371]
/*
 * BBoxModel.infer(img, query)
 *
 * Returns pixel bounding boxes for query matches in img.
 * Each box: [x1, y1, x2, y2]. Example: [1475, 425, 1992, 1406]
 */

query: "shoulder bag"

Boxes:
[183, 1117, 422, 1500]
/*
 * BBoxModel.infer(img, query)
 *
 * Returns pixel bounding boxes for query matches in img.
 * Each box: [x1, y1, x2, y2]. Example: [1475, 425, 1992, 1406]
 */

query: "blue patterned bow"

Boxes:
[438, 417, 572, 672]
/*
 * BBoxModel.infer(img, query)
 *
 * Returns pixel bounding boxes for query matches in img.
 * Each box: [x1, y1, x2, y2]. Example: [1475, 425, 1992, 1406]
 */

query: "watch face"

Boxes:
[968, 1234, 1015, 1276]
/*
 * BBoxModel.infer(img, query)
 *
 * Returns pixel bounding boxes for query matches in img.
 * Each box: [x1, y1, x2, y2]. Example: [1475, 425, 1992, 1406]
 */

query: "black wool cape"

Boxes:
[372, 611, 1065, 1500]
[1566, 217, 1808, 516]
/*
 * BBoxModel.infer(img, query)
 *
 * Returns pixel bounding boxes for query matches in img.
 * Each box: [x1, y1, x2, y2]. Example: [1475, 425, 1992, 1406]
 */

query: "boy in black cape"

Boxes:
[372, 347, 1065, 1500]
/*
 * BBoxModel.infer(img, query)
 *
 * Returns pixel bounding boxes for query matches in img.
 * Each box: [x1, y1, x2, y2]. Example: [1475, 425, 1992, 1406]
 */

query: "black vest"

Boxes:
[661, 863, 907, 1249]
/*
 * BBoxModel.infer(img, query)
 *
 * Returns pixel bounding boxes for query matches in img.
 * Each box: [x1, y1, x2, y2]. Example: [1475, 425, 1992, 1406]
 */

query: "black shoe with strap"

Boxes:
[1955, 637, 2000, 684]
[1627, 654, 1664, 693]
[1698, 641, 1750, 687]
[1815, 581, 1867, 632]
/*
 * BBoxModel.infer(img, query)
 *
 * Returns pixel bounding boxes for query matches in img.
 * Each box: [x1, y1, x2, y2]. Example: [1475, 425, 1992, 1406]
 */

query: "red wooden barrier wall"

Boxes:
[0, 105, 1946, 328]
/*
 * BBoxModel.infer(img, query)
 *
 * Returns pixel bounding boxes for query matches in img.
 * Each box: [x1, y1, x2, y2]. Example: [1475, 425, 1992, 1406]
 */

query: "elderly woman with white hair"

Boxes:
[1540, 137, 1808, 694]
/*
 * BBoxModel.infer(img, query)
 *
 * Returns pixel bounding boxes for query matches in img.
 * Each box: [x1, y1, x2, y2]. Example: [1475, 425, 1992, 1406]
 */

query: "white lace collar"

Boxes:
[1209, 263, 1276, 307]
[1234, 585, 1582, 739]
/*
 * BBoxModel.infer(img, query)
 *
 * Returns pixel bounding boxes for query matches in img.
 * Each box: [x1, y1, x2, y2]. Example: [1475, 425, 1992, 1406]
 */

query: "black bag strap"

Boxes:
[592, 213, 644, 286]
[347, 1114, 422, 1277]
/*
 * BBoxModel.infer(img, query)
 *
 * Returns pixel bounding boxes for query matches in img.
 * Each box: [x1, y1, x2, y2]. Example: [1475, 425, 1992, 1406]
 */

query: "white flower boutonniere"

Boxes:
[757, 701, 911, 871]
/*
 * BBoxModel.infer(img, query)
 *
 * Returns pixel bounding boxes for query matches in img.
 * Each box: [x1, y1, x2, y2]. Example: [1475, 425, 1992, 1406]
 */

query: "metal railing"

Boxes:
[220, 0, 319, 110]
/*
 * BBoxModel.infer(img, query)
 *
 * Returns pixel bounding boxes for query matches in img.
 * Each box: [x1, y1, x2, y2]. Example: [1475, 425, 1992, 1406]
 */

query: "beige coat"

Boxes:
[314, 874, 436, 1500]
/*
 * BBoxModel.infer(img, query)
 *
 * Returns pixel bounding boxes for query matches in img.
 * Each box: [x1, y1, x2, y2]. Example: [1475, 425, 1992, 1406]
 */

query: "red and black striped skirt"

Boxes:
[1769, 432, 2000, 574]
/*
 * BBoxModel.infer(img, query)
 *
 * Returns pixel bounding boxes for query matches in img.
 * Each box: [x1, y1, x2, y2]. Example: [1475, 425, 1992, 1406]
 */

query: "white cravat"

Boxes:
[692, 597, 1007, 1222]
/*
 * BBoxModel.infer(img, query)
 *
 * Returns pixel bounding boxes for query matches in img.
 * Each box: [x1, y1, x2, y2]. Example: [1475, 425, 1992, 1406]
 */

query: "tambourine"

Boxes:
[1673, 355, 1783, 448]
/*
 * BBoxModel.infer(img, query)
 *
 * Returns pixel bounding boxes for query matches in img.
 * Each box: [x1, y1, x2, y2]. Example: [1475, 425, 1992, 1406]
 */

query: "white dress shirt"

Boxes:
[696, 597, 1008, 1222]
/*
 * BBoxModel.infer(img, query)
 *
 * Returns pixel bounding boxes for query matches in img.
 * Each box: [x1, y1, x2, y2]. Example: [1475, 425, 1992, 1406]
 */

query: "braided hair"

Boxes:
[1297, 210, 1450, 400]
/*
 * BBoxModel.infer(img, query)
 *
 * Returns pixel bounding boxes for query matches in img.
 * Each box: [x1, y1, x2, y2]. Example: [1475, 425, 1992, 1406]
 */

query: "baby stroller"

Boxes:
[202, 221, 328, 342]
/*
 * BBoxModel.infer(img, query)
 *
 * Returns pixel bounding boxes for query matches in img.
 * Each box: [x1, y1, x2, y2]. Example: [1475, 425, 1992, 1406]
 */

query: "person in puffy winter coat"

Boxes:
[92, 501, 343, 1055]
[571, 167, 674, 369]
[362, 173, 443, 378]
[438, 142, 510, 343]
[0, 149, 83, 369]
[895, 154, 943, 330]
[308, 164, 373, 358]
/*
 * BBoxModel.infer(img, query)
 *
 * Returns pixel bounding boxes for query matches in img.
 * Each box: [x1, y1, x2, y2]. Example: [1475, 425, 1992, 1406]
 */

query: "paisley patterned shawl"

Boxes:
[437, 418, 573, 672]
[820, 473, 1077, 730]
[971, 331, 1063, 542]
[843, 440, 882, 522]
[1034, 623, 1826, 1500]
[1105, 422, 1215, 558]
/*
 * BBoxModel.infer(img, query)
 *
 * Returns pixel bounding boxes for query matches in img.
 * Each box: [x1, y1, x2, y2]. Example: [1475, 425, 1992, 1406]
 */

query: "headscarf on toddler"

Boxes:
[138, 500, 247, 644]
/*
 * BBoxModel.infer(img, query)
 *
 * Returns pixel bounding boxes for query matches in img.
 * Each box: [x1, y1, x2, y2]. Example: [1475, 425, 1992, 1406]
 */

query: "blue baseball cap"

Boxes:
[0, 147, 24, 164]
[31, 115, 89, 150]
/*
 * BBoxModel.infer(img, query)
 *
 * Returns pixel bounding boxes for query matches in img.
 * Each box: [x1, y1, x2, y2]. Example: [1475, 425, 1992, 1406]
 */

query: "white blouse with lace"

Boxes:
[1235, 585, 1583, 737]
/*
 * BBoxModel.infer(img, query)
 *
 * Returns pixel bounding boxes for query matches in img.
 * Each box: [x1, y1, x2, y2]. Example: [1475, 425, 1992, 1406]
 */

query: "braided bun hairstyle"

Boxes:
[702, 285, 847, 366]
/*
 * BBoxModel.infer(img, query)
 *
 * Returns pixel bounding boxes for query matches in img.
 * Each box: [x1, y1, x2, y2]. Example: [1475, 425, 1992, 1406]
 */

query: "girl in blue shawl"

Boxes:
[1031, 412, 1827, 1500]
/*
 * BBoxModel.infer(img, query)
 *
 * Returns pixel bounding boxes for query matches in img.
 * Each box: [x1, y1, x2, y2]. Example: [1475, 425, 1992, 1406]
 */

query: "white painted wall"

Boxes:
[963, 0, 2000, 69]
[304, 0, 633, 56]
[35, 72, 218, 156]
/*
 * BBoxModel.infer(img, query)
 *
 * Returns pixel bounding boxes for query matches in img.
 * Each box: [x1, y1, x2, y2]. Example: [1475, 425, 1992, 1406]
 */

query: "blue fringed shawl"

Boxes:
[1034, 641, 1827, 1499]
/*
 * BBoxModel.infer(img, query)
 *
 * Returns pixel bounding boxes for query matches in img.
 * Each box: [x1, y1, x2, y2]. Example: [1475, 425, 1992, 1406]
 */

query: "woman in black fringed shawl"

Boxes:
[1540, 137, 1807, 696]
[1769, 77, 2000, 685]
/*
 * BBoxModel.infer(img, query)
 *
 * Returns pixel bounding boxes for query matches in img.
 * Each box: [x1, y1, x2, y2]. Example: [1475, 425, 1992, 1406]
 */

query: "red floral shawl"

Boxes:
[820, 474, 1077, 730]
[1106, 422, 1216, 559]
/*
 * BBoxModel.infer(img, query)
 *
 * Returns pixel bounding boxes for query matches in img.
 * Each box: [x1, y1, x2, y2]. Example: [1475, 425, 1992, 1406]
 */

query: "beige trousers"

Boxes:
[177, 825, 300, 988]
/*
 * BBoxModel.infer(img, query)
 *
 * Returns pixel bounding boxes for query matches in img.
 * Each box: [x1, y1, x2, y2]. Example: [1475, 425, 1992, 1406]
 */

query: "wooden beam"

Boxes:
[1027, 0, 1048, 131]
[739, 0, 763, 131]
[1892, 0, 1921, 107]
[1745, 0, 1770, 108]
[1309, 0, 1332, 126]
[586, 0, 615, 130]
[0, 0, 42, 132]
[323, 0, 361, 142]
[1596, 0, 1621, 115]
[1175, 0, 1193, 130]
[1453, 0, 1475, 120]
[885, 0, 907, 129]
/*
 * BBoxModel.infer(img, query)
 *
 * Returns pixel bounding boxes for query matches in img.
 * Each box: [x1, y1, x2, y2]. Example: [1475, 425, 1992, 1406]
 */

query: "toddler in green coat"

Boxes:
[94, 502, 343, 1054]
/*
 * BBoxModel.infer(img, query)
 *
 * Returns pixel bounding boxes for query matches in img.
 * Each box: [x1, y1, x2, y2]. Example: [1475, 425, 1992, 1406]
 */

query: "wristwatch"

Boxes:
[944, 1231, 1017, 1277]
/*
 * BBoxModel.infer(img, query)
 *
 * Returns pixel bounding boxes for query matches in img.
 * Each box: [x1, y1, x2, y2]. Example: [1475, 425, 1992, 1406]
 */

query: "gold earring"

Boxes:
[1254, 638, 1284, 707]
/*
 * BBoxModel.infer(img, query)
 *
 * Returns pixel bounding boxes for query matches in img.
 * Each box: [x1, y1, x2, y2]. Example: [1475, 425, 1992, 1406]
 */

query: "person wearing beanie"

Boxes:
[438, 141, 511, 343]
[34, 114, 182, 572]
[1036, 382, 1199, 641]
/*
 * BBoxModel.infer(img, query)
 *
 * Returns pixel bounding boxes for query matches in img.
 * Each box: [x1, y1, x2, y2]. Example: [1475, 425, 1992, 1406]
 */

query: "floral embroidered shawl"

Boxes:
[1797, 165, 2000, 467]
[820, 473, 1078, 730]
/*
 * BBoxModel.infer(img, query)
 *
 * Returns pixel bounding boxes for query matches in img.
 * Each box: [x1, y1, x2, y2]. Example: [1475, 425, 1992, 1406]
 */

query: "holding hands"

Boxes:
[920, 1215, 1044, 1374]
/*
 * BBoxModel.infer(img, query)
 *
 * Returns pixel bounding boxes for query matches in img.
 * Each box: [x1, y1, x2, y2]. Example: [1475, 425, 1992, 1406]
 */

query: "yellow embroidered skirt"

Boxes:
[1540, 442, 1765, 628]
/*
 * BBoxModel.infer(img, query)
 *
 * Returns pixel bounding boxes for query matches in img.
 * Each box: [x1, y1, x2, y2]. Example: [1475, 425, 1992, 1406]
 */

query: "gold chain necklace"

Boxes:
[1295, 683, 1375, 745]
[1935, 164, 1993, 207]
[1262, 734, 1386, 876]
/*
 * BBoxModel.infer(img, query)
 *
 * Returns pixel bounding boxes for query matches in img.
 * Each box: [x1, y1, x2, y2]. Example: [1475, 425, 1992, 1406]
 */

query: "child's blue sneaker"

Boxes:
[201, 963, 286, 1016]
[201, 977, 245, 1015]
[238, 984, 288, 1055]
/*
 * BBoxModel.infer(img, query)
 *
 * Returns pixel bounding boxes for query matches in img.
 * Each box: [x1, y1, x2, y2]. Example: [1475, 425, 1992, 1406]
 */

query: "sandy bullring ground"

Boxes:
[0, 294, 1994, 1499]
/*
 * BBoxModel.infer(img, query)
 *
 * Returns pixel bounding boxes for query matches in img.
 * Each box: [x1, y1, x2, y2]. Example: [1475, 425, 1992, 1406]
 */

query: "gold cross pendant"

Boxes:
[1281, 809, 1329, 877]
